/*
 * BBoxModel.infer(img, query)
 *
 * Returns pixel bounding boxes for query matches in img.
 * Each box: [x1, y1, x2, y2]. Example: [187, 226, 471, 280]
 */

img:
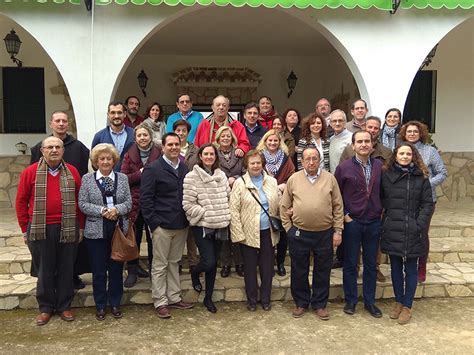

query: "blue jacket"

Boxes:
[140, 157, 189, 232]
[166, 111, 203, 143]
[91, 126, 134, 171]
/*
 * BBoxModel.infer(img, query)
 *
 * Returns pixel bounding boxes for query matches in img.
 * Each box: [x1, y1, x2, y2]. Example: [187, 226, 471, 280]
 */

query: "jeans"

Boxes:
[288, 227, 333, 309]
[192, 226, 221, 300]
[390, 255, 418, 308]
[343, 218, 381, 305]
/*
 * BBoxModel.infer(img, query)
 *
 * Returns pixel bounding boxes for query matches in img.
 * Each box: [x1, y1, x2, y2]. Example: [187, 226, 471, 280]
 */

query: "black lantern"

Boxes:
[3, 29, 22, 67]
[137, 69, 148, 97]
[287, 70, 297, 98]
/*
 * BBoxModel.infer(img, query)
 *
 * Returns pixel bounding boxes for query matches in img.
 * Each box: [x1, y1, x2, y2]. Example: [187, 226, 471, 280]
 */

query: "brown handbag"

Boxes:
[111, 222, 139, 262]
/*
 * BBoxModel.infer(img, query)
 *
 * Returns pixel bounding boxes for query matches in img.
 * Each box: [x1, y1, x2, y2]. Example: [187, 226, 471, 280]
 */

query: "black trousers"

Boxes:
[220, 239, 242, 267]
[191, 227, 221, 300]
[240, 229, 274, 306]
[276, 230, 288, 266]
[34, 224, 78, 313]
[128, 211, 153, 267]
[288, 227, 333, 309]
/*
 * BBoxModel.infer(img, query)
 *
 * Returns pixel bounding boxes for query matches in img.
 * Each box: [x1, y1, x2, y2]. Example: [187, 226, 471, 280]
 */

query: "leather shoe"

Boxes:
[36, 312, 51, 326]
[60, 310, 75, 322]
[343, 303, 356, 315]
[203, 298, 217, 313]
[364, 304, 383, 318]
[262, 303, 272, 311]
[137, 264, 150, 278]
[276, 264, 286, 277]
[96, 309, 106, 321]
[191, 272, 202, 293]
[73, 276, 85, 290]
[315, 308, 330, 320]
[123, 272, 138, 288]
[155, 306, 171, 319]
[292, 307, 306, 318]
[247, 304, 257, 312]
[169, 301, 194, 310]
[235, 264, 244, 277]
[220, 265, 231, 278]
[111, 306, 123, 319]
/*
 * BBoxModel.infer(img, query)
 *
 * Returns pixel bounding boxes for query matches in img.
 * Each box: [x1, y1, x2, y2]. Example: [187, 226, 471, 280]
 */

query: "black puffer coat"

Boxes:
[381, 166, 434, 258]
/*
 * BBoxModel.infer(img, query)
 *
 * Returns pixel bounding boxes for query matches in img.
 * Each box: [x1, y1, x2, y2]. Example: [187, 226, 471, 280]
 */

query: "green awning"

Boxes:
[15, 0, 473, 9]
[94, 0, 474, 9]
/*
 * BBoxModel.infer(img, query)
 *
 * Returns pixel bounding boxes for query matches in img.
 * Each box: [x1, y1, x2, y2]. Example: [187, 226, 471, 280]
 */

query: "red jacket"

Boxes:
[194, 116, 250, 153]
[121, 143, 162, 223]
[16, 162, 85, 233]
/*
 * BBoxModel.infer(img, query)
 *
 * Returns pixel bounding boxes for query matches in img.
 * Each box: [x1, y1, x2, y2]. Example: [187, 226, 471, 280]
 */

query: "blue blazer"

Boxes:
[91, 126, 134, 171]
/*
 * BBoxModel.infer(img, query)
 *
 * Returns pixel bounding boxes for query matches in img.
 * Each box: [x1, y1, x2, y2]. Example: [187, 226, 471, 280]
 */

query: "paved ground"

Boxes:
[0, 298, 473, 354]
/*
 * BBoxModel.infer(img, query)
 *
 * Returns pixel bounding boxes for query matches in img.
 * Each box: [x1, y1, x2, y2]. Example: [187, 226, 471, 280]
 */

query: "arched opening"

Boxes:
[0, 13, 77, 155]
[112, 6, 363, 122]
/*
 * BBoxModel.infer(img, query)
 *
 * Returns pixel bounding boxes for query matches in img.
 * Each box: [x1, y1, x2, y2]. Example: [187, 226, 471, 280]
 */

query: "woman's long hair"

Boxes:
[384, 142, 429, 178]
[301, 113, 327, 141]
[255, 129, 289, 155]
[196, 143, 220, 171]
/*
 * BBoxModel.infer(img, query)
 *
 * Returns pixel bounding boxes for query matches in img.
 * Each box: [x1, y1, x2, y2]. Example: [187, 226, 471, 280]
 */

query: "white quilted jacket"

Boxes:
[182, 165, 231, 229]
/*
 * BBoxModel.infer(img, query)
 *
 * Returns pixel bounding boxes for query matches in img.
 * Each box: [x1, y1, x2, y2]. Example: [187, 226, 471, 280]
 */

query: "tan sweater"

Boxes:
[280, 170, 344, 232]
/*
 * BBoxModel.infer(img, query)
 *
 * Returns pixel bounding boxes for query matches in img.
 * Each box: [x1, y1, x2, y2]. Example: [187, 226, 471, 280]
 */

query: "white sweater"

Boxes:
[182, 165, 231, 229]
[329, 129, 352, 173]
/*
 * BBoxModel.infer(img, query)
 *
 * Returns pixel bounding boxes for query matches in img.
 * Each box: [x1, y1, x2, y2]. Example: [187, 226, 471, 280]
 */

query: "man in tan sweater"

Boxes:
[280, 147, 344, 320]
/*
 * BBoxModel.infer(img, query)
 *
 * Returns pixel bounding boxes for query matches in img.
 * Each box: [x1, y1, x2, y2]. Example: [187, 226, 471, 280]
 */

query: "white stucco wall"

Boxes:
[429, 16, 474, 152]
[0, 4, 472, 153]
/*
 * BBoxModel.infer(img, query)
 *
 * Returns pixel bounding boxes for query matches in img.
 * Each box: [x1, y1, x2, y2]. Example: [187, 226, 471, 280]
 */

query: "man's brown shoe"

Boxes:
[155, 306, 171, 319]
[292, 307, 306, 318]
[36, 312, 51, 326]
[315, 308, 330, 320]
[168, 301, 193, 310]
[398, 307, 412, 325]
[60, 310, 75, 322]
[389, 302, 403, 319]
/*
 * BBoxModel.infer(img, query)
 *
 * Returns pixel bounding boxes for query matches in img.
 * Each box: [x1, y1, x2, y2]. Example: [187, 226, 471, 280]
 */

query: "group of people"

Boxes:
[16, 93, 447, 327]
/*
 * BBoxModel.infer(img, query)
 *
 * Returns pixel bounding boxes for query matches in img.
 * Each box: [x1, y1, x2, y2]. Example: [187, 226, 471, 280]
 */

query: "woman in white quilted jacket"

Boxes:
[182, 143, 231, 313]
[229, 150, 280, 312]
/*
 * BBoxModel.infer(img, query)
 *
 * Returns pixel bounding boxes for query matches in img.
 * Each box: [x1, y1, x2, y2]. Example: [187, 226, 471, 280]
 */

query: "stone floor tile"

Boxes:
[225, 288, 245, 302]
[446, 285, 472, 297]
[436, 262, 456, 269]
[0, 296, 19, 309]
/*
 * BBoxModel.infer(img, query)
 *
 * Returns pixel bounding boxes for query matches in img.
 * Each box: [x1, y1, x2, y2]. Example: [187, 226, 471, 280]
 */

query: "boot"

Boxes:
[235, 264, 244, 277]
[398, 307, 412, 325]
[124, 265, 138, 288]
[276, 264, 286, 277]
[137, 264, 149, 278]
[389, 302, 403, 319]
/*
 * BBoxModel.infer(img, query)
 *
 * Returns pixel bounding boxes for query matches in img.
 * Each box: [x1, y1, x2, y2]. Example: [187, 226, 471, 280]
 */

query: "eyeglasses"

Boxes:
[178, 100, 191, 104]
[406, 130, 419, 134]
[303, 157, 319, 163]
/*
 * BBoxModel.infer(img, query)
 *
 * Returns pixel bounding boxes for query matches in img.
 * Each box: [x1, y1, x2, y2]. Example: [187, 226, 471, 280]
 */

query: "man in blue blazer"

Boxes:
[91, 101, 134, 171]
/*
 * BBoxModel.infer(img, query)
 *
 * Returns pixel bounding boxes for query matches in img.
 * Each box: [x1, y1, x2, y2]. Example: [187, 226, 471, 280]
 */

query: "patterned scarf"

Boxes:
[395, 162, 415, 174]
[29, 157, 77, 243]
[382, 125, 398, 151]
[263, 149, 285, 176]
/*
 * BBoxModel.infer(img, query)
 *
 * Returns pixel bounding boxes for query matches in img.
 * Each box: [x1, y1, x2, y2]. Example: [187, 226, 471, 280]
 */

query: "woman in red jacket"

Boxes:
[121, 124, 162, 287]
[256, 129, 295, 276]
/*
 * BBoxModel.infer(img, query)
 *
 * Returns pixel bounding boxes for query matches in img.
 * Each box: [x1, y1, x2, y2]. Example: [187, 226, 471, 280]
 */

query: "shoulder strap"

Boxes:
[242, 176, 272, 219]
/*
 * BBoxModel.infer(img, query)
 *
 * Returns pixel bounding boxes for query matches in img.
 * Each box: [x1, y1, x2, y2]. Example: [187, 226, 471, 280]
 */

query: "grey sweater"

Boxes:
[79, 172, 132, 239]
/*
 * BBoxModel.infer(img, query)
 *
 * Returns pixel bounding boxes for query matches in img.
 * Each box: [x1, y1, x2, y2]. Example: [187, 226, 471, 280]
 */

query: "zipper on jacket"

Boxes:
[404, 173, 410, 258]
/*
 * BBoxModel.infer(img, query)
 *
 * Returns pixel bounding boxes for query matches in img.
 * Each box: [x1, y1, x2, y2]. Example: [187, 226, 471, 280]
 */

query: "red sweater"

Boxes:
[16, 162, 85, 233]
[194, 118, 250, 153]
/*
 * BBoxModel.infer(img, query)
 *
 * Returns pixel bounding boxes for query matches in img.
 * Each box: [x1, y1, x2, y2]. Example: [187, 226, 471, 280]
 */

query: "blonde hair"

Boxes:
[90, 143, 119, 169]
[256, 129, 289, 155]
[215, 126, 237, 149]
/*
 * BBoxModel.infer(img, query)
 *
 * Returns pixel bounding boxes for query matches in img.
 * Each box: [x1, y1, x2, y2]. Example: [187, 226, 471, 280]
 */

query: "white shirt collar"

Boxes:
[96, 170, 116, 181]
[163, 155, 180, 170]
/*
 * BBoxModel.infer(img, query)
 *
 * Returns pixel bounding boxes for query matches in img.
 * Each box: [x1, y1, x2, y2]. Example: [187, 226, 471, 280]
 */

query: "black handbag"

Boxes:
[244, 179, 284, 233]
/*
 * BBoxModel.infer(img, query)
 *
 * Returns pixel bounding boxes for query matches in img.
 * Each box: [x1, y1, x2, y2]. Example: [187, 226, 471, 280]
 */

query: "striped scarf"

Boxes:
[263, 149, 285, 176]
[29, 157, 77, 243]
[382, 125, 398, 151]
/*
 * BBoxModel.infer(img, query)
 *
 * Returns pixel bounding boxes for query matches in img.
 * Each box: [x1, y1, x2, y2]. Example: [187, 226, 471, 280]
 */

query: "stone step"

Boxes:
[1, 262, 473, 310]
[2, 237, 474, 275]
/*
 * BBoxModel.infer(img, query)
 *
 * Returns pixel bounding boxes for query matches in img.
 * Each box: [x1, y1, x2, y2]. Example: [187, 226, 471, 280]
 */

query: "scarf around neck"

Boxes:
[263, 149, 285, 176]
[382, 125, 398, 151]
[29, 157, 77, 243]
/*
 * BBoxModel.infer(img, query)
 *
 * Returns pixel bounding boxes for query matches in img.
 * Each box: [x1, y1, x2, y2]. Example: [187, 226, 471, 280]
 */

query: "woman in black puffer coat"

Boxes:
[381, 142, 433, 325]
